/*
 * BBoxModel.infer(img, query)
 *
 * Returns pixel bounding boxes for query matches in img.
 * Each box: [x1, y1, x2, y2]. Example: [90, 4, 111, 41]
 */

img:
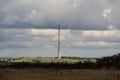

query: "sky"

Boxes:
[0, 0, 120, 57]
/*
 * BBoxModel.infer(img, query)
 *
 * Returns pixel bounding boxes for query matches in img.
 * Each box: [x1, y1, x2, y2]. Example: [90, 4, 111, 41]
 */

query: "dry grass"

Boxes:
[0, 68, 120, 80]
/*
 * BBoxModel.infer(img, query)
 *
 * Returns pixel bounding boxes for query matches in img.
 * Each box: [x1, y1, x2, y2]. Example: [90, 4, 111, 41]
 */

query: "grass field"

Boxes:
[9, 57, 96, 63]
[0, 68, 120, 80]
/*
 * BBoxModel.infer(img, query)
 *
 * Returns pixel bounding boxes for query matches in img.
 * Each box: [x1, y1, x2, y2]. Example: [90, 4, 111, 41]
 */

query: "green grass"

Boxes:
[0, 61, 10, 66]
[0, 68, 120, 80]
[10, 57, 96, 63]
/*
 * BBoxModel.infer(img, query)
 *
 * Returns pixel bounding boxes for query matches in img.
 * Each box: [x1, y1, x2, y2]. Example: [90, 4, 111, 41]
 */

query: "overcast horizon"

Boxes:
[0, 0, 120, 57]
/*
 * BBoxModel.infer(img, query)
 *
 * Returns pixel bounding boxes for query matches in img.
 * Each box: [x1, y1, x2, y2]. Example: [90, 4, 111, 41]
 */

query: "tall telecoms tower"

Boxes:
[58, 25, 61, 59]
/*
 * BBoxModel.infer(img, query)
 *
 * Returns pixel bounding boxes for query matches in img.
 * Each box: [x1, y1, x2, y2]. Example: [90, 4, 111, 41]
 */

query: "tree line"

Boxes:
[0, 53, 120, 69]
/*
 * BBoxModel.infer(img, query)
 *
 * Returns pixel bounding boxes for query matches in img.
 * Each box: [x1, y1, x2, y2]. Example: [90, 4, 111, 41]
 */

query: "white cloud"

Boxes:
[30, 29, 58, 36]
[0, 29, 120, 57]
[82, 30, 120, 38]
[103, 8, 112, 18]
[72, 41, 117, 47]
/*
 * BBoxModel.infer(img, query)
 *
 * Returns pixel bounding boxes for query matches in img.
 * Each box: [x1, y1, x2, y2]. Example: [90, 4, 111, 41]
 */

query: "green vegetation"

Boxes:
[1, 54, 120, 80]
[0, 61, 10, 66]
[0, 69, 120, 80]
[9, 57, 96, 63]
[1, 53, 120, 70]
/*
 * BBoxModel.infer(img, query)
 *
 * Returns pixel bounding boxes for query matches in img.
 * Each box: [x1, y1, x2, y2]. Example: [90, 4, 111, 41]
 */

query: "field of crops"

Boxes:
[0, 68, 120, 80]
[9, 57, 96, 63]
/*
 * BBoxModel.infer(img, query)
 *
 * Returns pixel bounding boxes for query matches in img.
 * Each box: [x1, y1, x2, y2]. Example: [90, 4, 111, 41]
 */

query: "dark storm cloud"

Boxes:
[0, 0, 120, 30]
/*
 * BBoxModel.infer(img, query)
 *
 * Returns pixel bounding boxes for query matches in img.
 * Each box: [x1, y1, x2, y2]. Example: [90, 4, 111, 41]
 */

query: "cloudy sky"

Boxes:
[0, 0, 120, 57]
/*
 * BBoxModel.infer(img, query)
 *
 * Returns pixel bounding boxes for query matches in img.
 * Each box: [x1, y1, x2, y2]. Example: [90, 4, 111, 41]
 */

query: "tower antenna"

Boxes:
[58, 25, 61, 59]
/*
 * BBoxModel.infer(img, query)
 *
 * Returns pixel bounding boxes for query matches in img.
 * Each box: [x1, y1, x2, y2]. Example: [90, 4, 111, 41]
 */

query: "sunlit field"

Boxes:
[9, 57, 96, 63]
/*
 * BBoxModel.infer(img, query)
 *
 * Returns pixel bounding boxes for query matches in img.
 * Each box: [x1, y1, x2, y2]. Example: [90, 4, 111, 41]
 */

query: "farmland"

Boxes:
[8, 57, 96, 63]
[0, 68, 120, 80]
[1, 53, 120, 80]
[2, 57, 96, 63]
